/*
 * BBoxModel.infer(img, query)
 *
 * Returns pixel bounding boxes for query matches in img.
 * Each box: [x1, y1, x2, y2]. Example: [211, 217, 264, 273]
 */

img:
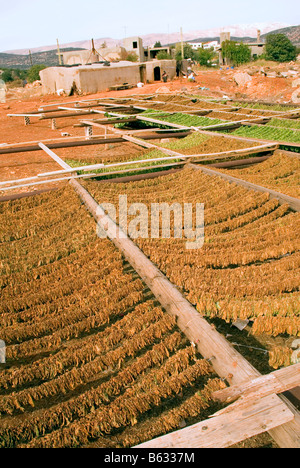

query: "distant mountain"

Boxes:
[2, 22, 290, 55]
[261, 25, 300, 46]
[0, 48, 85, 70]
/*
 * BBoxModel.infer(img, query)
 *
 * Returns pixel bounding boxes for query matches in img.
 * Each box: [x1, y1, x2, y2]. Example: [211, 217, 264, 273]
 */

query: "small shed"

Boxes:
[40, 60, 176, 95]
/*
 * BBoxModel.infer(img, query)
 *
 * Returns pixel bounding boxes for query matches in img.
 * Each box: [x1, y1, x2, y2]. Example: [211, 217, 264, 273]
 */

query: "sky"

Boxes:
[0, 0, 299, 52]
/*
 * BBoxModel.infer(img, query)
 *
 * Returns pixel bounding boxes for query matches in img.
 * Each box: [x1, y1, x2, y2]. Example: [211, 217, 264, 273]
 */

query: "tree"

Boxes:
[27, 64, 46, 82]
[125, 52, 139, 62]
[175, 43, 195, 61]
[156, 51, 172, 60]
[1, 69, 13, 83]
[194, 47, 215, 66]
[221, 40, 251, 66]
[154, 41, 162, 48]
[265, 33, 297, 62]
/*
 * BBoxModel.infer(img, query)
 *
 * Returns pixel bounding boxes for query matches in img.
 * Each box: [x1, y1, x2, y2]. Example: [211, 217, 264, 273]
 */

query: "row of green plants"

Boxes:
[267, 118, 300, 130]
[228, 101, 299, 112]
[140, 109, 227, 128]
[232, 124, 300, 143]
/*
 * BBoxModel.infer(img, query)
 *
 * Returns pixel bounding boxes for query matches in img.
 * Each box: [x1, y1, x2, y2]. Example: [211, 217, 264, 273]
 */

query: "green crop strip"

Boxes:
[232, 125, 300, 143]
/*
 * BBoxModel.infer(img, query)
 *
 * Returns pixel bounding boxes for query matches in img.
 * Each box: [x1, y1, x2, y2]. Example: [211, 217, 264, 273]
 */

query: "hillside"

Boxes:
[261, 25, 300, 46]
[1, 24, 299, 70]
[0, 48, 85, 70]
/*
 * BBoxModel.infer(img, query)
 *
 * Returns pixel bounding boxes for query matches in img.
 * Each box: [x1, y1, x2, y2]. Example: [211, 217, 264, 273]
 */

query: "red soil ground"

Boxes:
[0, 66, 297, 195]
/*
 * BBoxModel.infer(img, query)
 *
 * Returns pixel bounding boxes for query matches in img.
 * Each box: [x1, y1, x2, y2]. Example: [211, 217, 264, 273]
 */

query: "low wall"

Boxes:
[40, 67, 81, 94]
[78, 63, 141, 93]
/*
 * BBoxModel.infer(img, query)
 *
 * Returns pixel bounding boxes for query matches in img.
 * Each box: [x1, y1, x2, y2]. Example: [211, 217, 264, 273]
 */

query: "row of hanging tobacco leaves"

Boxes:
[84, 163, 300, 370]
[218, 151, 300, 199]
[0, 186, 225, 448]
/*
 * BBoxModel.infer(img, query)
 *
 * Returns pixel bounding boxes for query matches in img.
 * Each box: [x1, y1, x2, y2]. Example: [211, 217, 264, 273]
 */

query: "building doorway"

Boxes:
[139, 65, 146, 84]
[154, 66, 161, 81]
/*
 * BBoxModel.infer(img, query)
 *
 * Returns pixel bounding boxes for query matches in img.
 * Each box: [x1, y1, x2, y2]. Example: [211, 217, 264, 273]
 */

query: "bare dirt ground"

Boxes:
[0, 61, 299, 195]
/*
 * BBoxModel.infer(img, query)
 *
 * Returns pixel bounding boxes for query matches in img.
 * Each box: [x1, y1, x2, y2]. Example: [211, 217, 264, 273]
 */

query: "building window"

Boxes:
[133, 41, 138, 49]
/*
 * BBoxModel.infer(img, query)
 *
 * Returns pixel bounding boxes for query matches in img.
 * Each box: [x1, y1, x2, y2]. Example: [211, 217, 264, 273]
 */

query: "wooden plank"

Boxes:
[0, 187, 59, 203]
[38, 142, 71, 170]
[136, 115, 190, 130]
[209, 155, 271, 168]
[95, 166, 184, 184]
[212, 363, 300, 406]
[122, 134, 185, 157]
[38, 98, 103, 110]
[269, 396, 300, 448]
[198, 122, 242, 131]
[189, 143, 278, 159]
[0, 133, 191, 155]
[75, 117, 137, 126]
[0, 134, 105, 149]
[189, 163, 300, 212]
[40, 110, 100, 120]
[7, 113, 43, 118]
[0, 173, 96, 192]
[134, 395, 294, 448]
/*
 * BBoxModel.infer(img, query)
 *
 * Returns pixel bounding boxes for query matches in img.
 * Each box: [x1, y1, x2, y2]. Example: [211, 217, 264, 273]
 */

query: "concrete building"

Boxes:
[61, 46, 127, 65]
[218, 30, 265, 65]
[220, 32, 231, 44]
[203, 41, 219, 51]
[123, 36, 145, 62]
[40, 59, 176, 95]
[188, 42, 203, 50]
[144, 46, 172, 60]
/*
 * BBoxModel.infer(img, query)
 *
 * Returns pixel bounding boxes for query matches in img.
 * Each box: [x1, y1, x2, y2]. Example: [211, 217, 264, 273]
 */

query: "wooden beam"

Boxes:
[136, 115, 190, 130]
[0, 173, 96, 192]
[0, 133, 191, 156]
[134, 394, 294, 448]
[75, 117, 138, 126]
[39, 110, 101, 120]
[38, 142, 71, 170]
[212, 363, 300, 406]
[209, 155, 271, 168]
[0, 187, 59, 202]
[122, 134, 185, 157]
[94, 166, 184, 183]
